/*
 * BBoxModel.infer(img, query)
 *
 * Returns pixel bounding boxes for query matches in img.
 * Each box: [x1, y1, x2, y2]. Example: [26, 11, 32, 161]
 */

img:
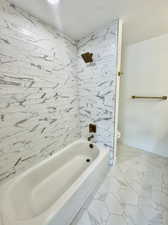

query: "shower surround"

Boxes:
[0, 0, 120, 183]
[77, 22, 119, 155]
[0, 0, 80, 182]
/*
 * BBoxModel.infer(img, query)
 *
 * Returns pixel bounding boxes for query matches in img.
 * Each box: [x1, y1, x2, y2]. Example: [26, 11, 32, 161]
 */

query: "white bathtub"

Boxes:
[0, 139, 109, 225]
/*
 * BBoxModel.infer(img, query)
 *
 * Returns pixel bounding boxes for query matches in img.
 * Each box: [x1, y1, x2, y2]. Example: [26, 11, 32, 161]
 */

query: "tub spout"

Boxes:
[88, 135, 94, 141]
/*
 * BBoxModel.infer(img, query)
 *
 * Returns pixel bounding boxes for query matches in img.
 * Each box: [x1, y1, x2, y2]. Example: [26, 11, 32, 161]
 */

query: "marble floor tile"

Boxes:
[72, 144, 168, 225]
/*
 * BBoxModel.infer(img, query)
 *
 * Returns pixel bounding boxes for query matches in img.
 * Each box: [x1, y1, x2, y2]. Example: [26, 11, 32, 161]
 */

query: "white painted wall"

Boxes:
[119, 34, 168, 157]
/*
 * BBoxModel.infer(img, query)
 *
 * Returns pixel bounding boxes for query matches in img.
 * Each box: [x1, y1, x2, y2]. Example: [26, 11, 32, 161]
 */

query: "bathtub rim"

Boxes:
[0, 139, 108, 225]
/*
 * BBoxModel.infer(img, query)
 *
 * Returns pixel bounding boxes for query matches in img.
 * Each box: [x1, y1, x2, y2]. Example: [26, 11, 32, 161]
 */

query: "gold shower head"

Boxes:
[81, 52, 93, 63]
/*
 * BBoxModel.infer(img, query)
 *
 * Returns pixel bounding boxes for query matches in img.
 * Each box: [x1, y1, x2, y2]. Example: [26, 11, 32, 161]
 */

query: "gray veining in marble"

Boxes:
[72, 144, 168, 225]
[77, 21, 119, 158]
[0, 0, 119, 184]
[0, 0, 80, 183]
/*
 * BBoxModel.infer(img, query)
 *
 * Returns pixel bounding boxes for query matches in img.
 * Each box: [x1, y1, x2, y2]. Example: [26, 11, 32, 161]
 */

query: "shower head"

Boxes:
[81, 52, 93, 63]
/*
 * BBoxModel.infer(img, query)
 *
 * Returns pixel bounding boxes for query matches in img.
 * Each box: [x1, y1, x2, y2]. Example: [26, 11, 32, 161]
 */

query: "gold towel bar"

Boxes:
[132, 96, 167, 100]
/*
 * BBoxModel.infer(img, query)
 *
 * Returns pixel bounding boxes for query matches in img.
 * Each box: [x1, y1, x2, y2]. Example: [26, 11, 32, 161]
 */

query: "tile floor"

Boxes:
[72, 144, 168, 225]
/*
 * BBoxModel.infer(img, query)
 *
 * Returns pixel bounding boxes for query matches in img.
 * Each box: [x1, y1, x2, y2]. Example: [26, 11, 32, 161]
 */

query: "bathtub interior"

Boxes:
[5, 142, 99, 220]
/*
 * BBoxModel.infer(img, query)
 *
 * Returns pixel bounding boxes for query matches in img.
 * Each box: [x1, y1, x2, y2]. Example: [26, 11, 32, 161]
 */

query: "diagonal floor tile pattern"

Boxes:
[73, 144, 168, 225]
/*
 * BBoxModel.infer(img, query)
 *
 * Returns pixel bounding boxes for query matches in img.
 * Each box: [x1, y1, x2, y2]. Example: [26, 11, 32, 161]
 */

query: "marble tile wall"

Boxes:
[77, 21, 119, 157]
[0, 0, 119, 184]
[0, 0, 80, 183]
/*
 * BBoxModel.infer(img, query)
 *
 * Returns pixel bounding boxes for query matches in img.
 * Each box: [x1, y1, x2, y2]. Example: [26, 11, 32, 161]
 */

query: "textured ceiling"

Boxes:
[9, 0, 168, 44]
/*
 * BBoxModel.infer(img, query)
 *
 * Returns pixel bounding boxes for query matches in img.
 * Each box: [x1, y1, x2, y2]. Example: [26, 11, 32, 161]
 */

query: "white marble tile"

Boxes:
[0, 0, 80, 183]
[77, 21, 119, 161]
[72, 145, 168, 225]
[0, 0, 119, 184]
